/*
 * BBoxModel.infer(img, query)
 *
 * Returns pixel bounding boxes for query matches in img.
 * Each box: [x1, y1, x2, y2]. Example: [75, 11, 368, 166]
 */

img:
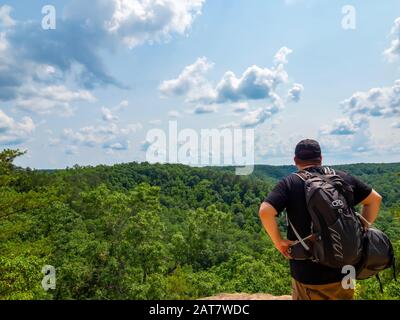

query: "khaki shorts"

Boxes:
[291, 278, 354, 300]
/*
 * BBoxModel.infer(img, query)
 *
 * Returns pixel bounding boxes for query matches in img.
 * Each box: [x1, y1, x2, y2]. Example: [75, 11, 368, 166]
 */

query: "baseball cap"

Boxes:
[295, 139, 322, 160]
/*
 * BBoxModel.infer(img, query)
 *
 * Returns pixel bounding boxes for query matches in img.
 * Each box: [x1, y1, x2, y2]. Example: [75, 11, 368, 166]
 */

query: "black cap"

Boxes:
[295, 139, 321, 160]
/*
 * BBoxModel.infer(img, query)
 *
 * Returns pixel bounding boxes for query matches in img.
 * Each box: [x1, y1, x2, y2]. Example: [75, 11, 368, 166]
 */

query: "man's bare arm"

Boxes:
[259, 202, 294, 258]
[360, 189, 382, 225]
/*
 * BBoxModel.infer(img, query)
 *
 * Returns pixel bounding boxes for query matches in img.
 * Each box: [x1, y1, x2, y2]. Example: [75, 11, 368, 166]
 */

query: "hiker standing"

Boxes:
[259, 139, 382, 300]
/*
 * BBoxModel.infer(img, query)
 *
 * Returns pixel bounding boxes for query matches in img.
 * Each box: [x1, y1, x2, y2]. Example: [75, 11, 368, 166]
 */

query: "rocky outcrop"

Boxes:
[200, 293, 292, 300]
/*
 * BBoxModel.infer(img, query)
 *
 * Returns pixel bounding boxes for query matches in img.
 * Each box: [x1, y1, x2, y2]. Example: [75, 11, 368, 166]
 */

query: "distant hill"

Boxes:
[210, 163, 400, 208]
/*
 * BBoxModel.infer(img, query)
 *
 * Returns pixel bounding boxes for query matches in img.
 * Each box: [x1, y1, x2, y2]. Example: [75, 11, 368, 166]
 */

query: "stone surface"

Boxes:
[200, 293, 292, 300]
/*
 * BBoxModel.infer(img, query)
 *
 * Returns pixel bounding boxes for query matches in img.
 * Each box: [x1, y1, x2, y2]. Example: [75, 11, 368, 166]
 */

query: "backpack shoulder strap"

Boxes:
[287, 218, 311, 252]
[293, 170, 314, 181]
[323, 167, 336, 175]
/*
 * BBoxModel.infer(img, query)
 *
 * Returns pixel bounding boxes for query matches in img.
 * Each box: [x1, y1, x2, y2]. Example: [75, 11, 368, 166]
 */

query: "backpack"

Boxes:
[289, 167, 396, 284]
[356, 227, 396, 291]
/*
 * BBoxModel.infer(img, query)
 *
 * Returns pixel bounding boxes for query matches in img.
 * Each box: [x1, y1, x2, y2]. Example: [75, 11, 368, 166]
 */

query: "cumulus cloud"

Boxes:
[160, 47, 294, 105]
[321, 118, 359, 135]
[0, 109, 35, 145]
[319, 116, 372, 155]
[240, 104, 281, 128]
[103, 0, 205, 48]
[60, 102, 141, 152]
[288, 83, 304, 102]
[214, 64, 287, 104]
[193, 104, 218, 114]
[160, 47, 303, 127]
[15, 85, 96, 115]
[159, 57, 214, 99]
[322, 80, 400, 146]
[341, 80, 400, 118]
[384, 17, 400, 62]
[218, 122, 239, 129]
[320, 80, 400, 155]
[0, 1, 204, 117]
[64, 145, 79, 156]
[255, 131, 304, 163]
[0, 32, 7, 51]
[0, 5, 15, 28]
[101, 107, 118, 122]
[274, 46, 293, 65]
[101, 100, 129, 121]
[232, 102, 249, 113]
[63, 122, 141, 151]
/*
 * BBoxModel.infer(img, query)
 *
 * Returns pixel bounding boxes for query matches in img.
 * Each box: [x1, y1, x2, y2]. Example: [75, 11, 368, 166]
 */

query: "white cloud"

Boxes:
[160, 47, 302, 127]
[159, 57, 214, 99]
[232, 102, 249, 113]
[319, 116, 372, 156]
[15, 85, 96, 115]
[101, 107, 119, 122]
[321, 118, 359, 136]
[0, 5, 16, 28]
[0, 109, 35, 145]
[0, 1, 204, 117]
[255, 131, 303, 163]
[384, 17, 400, 62]
[160, 47, 294, 106]
[341, 80, 400, 118]
[240, 104, 281, 128]
[117, 100, 129, 110]
[65, 145, 79, 155]
[61, 102, 142, 152]
[193, 104, 218, 114]
[218, 122, 239, 129]
[274, 46, 293, 65]
[63, 121, 142, 151]
[288, 83, 304, 102]
[101, 100, 130, 121]
[0, 32, 8, 51]
[104, 0, 205, 48]
[214, 64, 288, 104]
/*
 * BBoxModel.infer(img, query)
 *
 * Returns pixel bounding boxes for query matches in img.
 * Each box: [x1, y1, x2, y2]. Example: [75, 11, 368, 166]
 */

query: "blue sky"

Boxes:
[1, 0, 400, 169]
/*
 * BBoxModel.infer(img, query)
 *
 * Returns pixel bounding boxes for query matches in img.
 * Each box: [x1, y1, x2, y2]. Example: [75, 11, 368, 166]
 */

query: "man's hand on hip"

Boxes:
[275, 239, 295, 259]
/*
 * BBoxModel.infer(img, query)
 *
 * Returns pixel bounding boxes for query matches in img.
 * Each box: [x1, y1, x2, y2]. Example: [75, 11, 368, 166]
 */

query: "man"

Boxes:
[258, 139, 382, 300]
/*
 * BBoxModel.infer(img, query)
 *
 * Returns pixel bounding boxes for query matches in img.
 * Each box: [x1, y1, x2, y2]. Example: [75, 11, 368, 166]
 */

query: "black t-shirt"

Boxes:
[264, 166, 372, 285]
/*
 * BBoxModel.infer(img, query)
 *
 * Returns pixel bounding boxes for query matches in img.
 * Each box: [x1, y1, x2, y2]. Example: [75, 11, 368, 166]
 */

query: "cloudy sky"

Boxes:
[1, 0, 400, 169]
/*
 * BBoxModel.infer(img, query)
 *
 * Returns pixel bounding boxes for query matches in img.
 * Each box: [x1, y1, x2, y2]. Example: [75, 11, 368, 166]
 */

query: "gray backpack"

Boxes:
[289, 167, 396, 289]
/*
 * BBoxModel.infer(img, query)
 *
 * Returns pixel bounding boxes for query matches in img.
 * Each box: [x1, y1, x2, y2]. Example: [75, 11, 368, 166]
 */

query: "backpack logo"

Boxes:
[332, 200, 344, 207]
[328, 227, 344, 260]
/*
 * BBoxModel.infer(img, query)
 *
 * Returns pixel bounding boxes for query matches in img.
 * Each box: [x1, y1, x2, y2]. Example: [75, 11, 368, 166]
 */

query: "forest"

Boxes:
[0, 149, 399, 300]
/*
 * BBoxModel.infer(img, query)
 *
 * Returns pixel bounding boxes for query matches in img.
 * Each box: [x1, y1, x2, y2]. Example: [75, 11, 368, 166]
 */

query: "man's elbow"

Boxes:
[259, 201, 277, 218]
[369, 190, 383, 210]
